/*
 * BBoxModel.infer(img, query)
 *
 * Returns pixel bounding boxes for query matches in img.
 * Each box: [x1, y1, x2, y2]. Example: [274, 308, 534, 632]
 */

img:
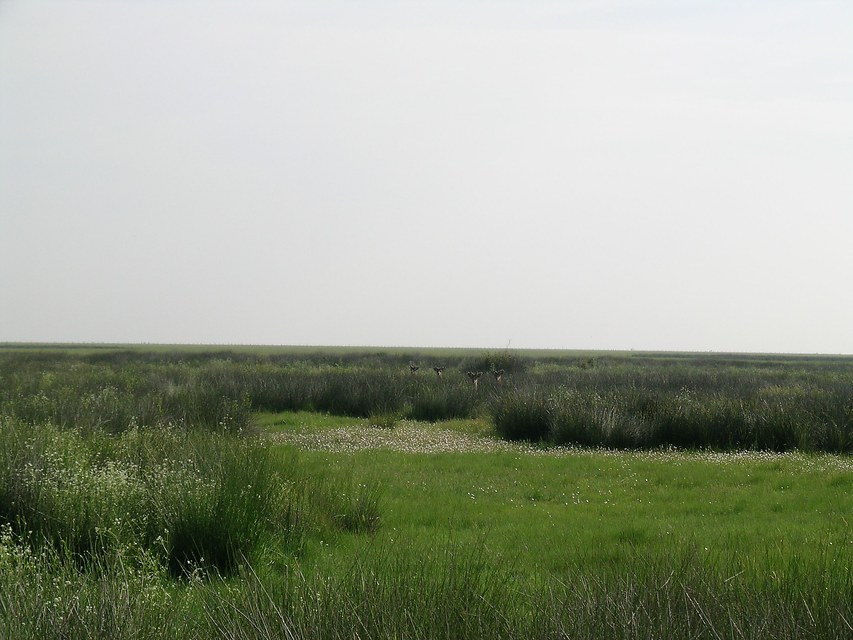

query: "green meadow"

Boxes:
[0, 346, 851, 638]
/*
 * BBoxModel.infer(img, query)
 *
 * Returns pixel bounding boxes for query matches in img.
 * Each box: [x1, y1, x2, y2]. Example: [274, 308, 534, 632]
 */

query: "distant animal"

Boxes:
[491, 369, 504, 384]
[409, 362, 420, 375]
[467, 370, 484, 390]
[433, 366, 445, 380]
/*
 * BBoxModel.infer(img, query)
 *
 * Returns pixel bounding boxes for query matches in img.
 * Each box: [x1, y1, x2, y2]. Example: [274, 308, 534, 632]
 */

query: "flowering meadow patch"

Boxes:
[269, 419, 853, 472]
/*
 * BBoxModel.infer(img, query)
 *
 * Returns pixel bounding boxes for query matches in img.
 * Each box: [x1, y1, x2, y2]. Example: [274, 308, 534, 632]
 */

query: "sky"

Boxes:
[1, 0, 852, 353]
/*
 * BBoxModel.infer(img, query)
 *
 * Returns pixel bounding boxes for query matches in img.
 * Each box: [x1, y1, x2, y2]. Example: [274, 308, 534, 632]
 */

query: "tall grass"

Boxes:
[548, 543, 853, 640]
[491, 388, 550, 442]
[200, 540, 523, 640]
[0, 360, 253, 433]
[0, 526, 189, 640]
[0, 417, 296, 575]
[196, 539, 853, 640]
[1, 347, 851, 637]
[492, 379, 853, 452]
[308, 473, 383, 535]
[0, 355, 486, 430]
[3, 530, 849, 639]
[408, 381, 479, 422]
[6, 348, 852, 452]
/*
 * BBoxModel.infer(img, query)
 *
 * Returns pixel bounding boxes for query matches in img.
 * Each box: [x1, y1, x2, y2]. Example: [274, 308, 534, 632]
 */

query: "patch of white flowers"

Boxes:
[6, 423, 221, 555]
[270, 421, 519, 455]
[270, 421, 853, 471]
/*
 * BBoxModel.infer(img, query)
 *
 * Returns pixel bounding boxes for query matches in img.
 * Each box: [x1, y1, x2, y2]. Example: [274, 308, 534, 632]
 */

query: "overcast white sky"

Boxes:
[1, 0, 852, 352]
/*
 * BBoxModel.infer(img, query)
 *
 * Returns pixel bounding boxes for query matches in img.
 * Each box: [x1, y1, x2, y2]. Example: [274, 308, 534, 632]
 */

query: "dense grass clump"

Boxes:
[407, 381, 479, 422]
[491, 389, 550, 442]
[548, 389, 647, 447]
[496, 383, 853, 452]
[0, 527, 185, 640]
[0, 417, 296, 576]
[0, 359, 253, 433]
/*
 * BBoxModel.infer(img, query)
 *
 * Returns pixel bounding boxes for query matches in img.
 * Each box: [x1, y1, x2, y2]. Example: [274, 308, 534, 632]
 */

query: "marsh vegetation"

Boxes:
[0, 346, 851, 638]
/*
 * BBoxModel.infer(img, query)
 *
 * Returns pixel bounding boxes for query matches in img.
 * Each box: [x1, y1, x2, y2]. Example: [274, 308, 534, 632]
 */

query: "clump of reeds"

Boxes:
[0, 417, 295, 576]
[491, 384, 853, 452]
[491, 389, 551, 442]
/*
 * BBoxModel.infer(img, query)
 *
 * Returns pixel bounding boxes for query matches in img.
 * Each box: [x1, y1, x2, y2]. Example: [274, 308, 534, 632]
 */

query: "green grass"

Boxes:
[0, 418, 300, 577]
[253, 410, 369, 432]
[2, 407, 851, 637]
[2, 347, 853, 638]
[249, 412, 853, 638]
[274, 423, 853, 575]
[4, 347, 852, 451]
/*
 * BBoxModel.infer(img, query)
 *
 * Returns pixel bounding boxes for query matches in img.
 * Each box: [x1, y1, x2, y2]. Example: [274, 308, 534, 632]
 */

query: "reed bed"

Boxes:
[3, 348, 853, 452]
[1, 347, 851, 638]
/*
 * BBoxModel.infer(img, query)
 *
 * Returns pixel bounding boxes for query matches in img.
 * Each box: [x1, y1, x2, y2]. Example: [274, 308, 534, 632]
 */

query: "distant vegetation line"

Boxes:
[1, 347, 852, 452]
[3, 340, 852, 359]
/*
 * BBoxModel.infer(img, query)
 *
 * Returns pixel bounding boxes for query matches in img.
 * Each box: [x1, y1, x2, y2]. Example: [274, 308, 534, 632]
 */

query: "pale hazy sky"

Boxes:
[1, 1, 852, 352]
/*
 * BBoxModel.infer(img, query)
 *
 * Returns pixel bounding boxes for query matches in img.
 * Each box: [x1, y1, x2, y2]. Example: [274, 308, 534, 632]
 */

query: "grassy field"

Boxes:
[1, 346, 851, 638]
